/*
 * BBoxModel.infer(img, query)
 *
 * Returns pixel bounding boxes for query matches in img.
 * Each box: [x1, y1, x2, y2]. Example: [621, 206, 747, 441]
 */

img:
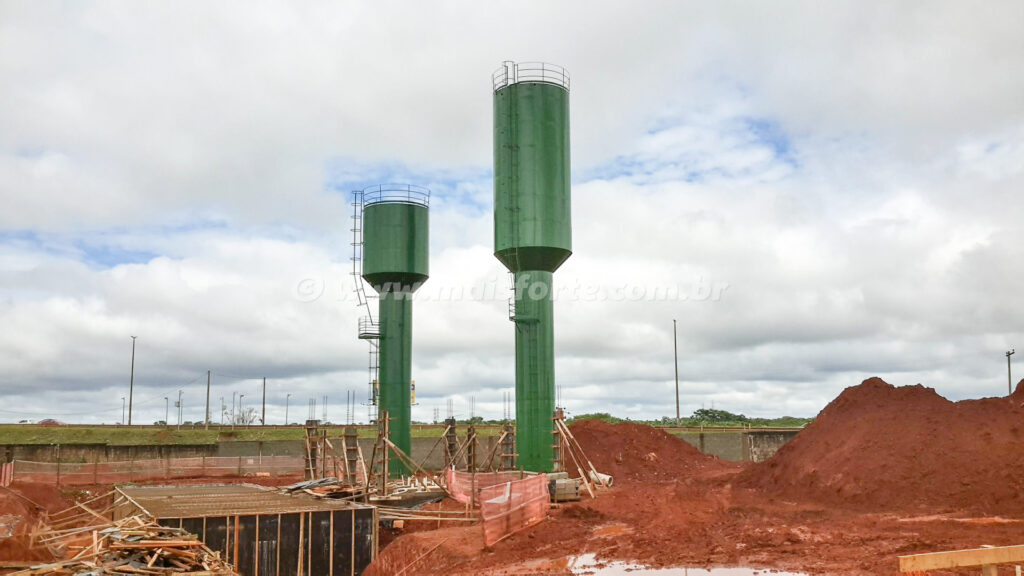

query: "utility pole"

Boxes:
[1008, 349, 1016, 395]
[285, 393, 291, 425]
[239, 394, 246, 427]
[261, 377, 266, 426]
[231, 392, 237, 429]
[128, 336, 136, 425]
[220, 397, 225, 425]
[164, 397, 168, 426]
[176, 390, 183, 430]
[205, 370, 211, 429]
[673, 319, 680, 426]
[121, 396, 125, 425]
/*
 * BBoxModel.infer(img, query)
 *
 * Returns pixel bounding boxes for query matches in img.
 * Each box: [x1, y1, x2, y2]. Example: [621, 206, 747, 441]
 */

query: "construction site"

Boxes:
[1, 60, 1022, 576]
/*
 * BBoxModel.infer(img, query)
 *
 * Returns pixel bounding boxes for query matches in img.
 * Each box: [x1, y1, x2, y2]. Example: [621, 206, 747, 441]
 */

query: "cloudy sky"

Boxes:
[2, 1, 1023, 425]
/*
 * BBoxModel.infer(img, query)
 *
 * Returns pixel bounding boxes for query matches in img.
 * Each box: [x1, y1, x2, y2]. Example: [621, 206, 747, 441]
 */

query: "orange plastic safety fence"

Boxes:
[0, 462, 12, 487]
[11, 456, 304, 485]
[479, 474, 549, 546]
[445, 469, 524, 505]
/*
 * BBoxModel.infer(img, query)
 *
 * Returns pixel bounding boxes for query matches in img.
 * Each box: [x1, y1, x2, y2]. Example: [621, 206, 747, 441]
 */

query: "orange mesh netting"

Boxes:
[11, 455, 303, 485]
[479, 474, 549, 546]
[445, 469, 525, 504]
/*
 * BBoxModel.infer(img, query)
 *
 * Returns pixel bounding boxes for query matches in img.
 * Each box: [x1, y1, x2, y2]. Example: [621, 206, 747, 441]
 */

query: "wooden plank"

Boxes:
[899, 544, 1024, 571]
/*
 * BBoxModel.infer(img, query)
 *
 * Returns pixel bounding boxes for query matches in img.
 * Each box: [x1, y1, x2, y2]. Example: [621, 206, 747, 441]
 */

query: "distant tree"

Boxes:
[154, 420, 166, 426]
[567, 412, 623, 424]
[233, 407, 260, 425]
[691, 408, 748, 424]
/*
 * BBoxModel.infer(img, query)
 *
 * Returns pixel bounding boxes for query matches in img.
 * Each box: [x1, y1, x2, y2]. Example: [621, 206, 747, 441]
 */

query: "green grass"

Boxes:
[566, 412, 812, 428]
[0, 426, 222, 445]
[0, 424, 505, 445]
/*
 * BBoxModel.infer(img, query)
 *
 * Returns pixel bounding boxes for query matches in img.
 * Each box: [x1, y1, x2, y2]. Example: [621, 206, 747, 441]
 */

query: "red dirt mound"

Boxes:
[737, 377, 1024, 514]
[0, 483, 72, 563]
[568, 419, 733, 484]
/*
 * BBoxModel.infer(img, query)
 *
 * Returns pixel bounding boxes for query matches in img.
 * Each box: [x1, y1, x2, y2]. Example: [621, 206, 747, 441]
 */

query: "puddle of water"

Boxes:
[569, 554, 808, 576]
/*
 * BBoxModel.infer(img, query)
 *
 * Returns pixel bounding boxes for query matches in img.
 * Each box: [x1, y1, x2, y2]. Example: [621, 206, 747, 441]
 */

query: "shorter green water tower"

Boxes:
[360, 184, 429, 475]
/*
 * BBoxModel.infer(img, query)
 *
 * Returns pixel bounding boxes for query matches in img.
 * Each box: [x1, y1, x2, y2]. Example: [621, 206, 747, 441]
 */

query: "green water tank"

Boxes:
[493, 61, 572, 473]
[361, 184, 429, 476]
[362, 191, 429, 290]
[493, 61, 572, 273]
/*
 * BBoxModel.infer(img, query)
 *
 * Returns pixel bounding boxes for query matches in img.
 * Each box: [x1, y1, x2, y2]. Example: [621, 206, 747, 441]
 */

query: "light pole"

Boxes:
[285, 393, 291, 425]
[673, 319, 680, 427]
[128, 336, 136, 425]
[239, 394, 246, 427]
[121, 396, 125, 425]
[164, 397, 169, 426]
[1008, 349, 1016, 395]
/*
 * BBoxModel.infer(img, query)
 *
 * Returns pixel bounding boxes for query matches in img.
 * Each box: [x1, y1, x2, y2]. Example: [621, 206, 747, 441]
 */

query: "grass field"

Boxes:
[0, 424, 505, 445]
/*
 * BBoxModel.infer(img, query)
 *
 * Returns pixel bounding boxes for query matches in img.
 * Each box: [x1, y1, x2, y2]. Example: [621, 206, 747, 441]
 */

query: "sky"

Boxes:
[2, 1, 1024, 425]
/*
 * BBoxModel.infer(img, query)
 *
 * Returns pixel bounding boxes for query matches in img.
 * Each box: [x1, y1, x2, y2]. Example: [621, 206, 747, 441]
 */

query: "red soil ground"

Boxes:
[0, 481, 76, 563]
[737, 377, 1024, 514]
[370, 379, 1024, 576]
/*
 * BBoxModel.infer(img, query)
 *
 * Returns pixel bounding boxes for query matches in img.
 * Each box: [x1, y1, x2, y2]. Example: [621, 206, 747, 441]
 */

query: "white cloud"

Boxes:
[2, 1, 1024, 423]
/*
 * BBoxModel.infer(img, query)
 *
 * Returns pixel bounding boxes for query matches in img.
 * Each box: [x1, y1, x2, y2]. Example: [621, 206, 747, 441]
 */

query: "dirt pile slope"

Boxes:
[569, 419, 732, 484]
[738, 377, 1024, 513]
[0, 482, 72, 562]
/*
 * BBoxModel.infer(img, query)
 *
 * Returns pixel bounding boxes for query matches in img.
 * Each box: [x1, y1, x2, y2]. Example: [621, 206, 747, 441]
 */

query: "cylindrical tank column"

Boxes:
[378, 290, 413, 460]
[493, 62, 572, 472]
[361, 185, 429, 476]
[512, 270, 555, 470]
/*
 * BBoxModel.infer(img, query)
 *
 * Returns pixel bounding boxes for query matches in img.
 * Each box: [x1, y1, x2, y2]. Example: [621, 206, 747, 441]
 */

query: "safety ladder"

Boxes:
[351, 190, 380, 423]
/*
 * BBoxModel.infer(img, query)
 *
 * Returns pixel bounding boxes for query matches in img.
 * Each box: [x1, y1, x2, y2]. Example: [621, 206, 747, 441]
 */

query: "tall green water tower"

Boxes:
[361, 184, 429, 475]
[493, 61, 571, 472]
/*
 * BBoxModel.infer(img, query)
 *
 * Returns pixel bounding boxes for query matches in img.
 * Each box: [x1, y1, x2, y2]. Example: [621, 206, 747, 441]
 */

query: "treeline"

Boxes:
[412, 409, 812, 428]
[565, 408, 812, 428]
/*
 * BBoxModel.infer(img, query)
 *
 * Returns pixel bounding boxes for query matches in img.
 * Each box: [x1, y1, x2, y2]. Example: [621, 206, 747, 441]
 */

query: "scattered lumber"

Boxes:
[14, 511, 237, 576]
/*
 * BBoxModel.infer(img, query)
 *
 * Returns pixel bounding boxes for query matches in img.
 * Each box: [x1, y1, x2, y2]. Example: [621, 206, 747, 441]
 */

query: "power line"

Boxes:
[211, 371, 264, 381]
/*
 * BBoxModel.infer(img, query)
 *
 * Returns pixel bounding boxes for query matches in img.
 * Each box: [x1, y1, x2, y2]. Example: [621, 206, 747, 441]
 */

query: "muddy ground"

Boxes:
[371, 379, 1024, 575]
[4, 378, 1022, 575]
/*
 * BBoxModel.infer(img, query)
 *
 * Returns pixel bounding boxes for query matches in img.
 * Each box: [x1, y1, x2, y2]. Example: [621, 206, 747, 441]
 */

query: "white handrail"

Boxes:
[363, 184, 430, 207]
[493, 61, 570, 92]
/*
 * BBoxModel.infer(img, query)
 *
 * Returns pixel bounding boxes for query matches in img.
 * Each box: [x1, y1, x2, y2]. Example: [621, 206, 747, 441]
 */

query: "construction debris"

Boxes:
[16, 509, 237, 576]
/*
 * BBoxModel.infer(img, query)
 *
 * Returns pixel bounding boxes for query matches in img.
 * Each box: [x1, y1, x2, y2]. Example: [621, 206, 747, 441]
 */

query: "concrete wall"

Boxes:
[1, 443, 216, 463]
[1, 428, 797, 467]
[670, 429, 799, 463]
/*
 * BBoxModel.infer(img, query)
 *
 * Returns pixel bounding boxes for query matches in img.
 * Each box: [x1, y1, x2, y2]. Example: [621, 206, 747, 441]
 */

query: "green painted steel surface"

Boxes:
[362, 203, 429, 289]
[378, 290, 413, 475]
[362, 201, 428, 477]
[493, 69, 571, 473]
[512, 270, 556, 472]
[494, 81, 572, 273]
